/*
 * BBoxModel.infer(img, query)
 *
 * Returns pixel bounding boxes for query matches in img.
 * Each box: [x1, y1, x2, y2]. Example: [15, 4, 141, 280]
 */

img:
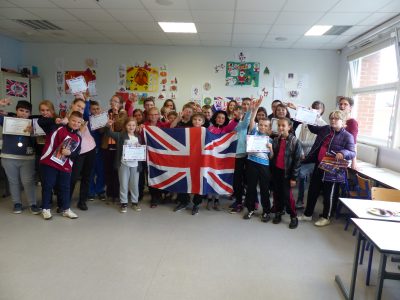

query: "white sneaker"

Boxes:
[42, 209, 52, 220]
[62, 209, 78, 219]
[298, 214, 312, 221]
[315, 217, 330, 227]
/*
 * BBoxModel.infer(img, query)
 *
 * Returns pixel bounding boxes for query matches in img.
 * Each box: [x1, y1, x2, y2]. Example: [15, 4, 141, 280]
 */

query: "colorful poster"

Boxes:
[126, 63, 158, 92]
[6, 79, 28, 98]
[212, 96, 242, 112]
[64, 68, 96, 95]
[225, 62, 260, 87]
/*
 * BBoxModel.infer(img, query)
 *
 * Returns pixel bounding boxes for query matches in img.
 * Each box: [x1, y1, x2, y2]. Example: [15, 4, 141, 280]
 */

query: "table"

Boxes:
[352, 161, 400, 190]
[339, 198, 400, 223]
[335, 218, 400, 300]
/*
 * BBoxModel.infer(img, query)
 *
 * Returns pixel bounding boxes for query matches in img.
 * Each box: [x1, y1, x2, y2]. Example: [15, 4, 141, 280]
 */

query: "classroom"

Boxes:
[1, 0, 400, 299]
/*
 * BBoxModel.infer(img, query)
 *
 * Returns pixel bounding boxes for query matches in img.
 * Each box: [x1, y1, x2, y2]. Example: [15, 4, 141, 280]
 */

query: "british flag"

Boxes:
[144, 126, 237, 195]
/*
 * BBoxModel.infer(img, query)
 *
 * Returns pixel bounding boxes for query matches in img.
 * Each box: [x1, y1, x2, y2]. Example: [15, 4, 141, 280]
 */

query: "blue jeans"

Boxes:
[40, 164, 71, 210]
[89, 148, 105, 196]
[297, 163, 315, 203]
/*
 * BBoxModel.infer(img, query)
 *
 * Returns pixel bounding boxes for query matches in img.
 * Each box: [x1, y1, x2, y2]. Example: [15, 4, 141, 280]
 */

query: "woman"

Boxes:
[226, 99, 237, 120]
[299, 110, 356, 227]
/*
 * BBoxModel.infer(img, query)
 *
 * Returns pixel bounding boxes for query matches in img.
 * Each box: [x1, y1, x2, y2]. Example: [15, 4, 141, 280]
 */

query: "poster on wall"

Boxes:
[126, 62, 158, 92]
[64, 68, 96, 95]
[6, 79, 29, 99]
[212, 96, 242, 112]
[225, 62, 260, 87]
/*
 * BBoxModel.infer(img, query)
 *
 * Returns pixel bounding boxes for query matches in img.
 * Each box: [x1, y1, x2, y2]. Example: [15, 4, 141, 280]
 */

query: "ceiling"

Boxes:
[0, 0, 399, 49]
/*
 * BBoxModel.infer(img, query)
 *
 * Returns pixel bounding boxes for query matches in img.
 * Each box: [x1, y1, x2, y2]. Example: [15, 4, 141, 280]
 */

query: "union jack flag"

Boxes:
[144, 126, 237, 195]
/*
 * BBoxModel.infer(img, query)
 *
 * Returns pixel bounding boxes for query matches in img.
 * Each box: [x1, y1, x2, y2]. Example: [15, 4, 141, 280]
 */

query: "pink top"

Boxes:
[208, 119, 238, 134]
[79, 125, 96, 154]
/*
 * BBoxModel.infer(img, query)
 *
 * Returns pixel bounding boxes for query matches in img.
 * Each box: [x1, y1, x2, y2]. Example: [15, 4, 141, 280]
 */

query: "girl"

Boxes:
[271, 118, 302, 229]
[226, 99, 237, 120]
[105, 117, 143, 213]
[101, 95, 128, 203]
[299, 110, 356, 227]
[0, 100, 39, 214]
[162, 99, 176, 112]
[255, 107, 268, 123]
[243, 114, 273, 222]
[133, 109, 145, 125]
[268, 100, 282, 119]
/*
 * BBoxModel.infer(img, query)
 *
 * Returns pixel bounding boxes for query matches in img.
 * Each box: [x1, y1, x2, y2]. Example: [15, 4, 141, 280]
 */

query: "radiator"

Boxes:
[357, 143, 379, 165]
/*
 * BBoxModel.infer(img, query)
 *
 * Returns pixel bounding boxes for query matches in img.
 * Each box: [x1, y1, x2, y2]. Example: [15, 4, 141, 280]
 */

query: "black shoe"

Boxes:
[289, 217, 298, 229]
[173, 203, 187, 212]
[30, 204, 41, 215]
[272, 214, 282, 224]
[98, 193, 106, 201]
[206, 200, 212, 210]
[243, 211, 254, 220]
[191, 205, 199, 215]
[213, 200, 221, 211]
[77, 202, 88, 211]
[261, 212, 271, 223]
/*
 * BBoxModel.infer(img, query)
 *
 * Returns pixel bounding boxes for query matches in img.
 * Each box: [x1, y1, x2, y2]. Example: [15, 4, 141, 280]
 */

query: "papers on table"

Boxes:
[246, 135, 270, 153]
[89, 112, 108, 130]
[32, 118, 45, 136]
[123, 144, 146, 161]
[292, 106, 319, 125]
[66, 75, 87, 94]
[2, 117, 31, 136]
[271, 118, 279, 134]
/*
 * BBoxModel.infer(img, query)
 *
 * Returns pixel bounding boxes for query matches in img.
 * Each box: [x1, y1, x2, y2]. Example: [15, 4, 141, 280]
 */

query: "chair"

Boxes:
[365, 187, 400, 286]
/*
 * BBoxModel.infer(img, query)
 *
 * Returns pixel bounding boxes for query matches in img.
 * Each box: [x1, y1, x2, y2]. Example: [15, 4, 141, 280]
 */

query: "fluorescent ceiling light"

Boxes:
[305, 25, 332, 36]
[158, 22, 197, 33]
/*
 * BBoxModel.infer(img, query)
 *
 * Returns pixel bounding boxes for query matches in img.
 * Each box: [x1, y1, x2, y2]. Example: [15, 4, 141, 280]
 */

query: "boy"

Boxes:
[39, 111, 83, 220]
[170, 103, 193, 128]
[202, 105, 212, 128]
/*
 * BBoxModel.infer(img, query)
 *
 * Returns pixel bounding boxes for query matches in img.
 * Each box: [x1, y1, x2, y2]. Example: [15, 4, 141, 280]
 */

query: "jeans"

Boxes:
[297, 163, 315, 203]
[1, 158, 36, 205]
[118, 164, 139, 204]
[40, 164, 71, 210]
[89, 148, 105, 196]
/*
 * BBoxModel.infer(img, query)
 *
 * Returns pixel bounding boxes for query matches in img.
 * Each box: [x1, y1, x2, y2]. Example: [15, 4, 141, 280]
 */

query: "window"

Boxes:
[348, 41, 399, 147]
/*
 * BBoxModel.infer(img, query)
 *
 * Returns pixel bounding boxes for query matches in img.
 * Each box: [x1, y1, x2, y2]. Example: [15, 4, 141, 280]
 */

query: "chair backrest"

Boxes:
[356, 174, 373, 199]
[371, 187, 400, 202]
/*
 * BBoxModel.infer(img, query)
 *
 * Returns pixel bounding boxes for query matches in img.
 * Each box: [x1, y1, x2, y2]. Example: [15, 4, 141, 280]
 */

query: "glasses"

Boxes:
[329, 117, 341, 121]
[149, 113, 159, 116]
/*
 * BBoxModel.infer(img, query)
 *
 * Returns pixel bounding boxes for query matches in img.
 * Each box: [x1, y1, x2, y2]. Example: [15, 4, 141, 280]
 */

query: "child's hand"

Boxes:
[0, 97, 11, 106]
[61, 148, 71, 156]
[80, 121, 87, 132]
[287, 102, 297, 110]
[24, 125, 33, 133]
[335, 152, 344, 160]
[290, 180, 296, 188]
[129, 93, 138, 103]
[267, 143, 273, 152]
[56, 117, 68, 125]
[107, 118, 114, 127]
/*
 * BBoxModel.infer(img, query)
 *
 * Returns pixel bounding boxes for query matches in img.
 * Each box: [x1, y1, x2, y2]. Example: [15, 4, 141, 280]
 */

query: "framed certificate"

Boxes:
[2, 117, 32, 136]
[123, 144, 146, 161]
[90, 112, 108, 130]
[246, 135, 270, 153]
[66, 75, 87, 94]
[32, 118, 46, 136]
[293, 106, 319, 125]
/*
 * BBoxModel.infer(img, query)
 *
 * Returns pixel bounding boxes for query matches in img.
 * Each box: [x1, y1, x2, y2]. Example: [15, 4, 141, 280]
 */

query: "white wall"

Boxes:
[21, 43, 340, 117]
[0, 35, 22, 70]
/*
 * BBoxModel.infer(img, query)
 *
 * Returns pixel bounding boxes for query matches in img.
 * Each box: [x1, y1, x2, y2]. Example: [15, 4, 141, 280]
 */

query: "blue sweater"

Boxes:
[235, 111, 251, 155]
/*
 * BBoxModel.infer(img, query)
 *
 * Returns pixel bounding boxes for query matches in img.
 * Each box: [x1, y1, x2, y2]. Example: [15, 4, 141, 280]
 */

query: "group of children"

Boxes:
[0, 94, 357, 229]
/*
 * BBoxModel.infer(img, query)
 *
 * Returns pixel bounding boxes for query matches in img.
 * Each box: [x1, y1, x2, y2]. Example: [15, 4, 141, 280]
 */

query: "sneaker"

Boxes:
[289, 217, 299, 229]
[191, 205, 199, 215]
[298, 214, 312, 221]
[243, 211, 254, 220]
[98, 193, 106, 201]
[132, 203, 141, 211]
[315, 217, 330, 227]
[13, 203, 22, 214]
[272, 214, 282, 224]
[260, 212, 271, 223]
[213, 200, 221, 211]
[77, 201, 88, 211]
[88, 195, 96, 201]
[173, 203, 187, 212]
[120, 203, 128, 213]
[30, 204, 41, 215]
[295, 201, 304, 209]
[62, 208, 78, 219]
[42, 209, 52, 220]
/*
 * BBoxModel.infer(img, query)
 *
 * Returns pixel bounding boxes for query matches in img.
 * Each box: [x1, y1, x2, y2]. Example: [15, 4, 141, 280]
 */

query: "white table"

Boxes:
[351, 161, 400, 190]
[335, 218, 400, 300]
[339, 198, 400, 222]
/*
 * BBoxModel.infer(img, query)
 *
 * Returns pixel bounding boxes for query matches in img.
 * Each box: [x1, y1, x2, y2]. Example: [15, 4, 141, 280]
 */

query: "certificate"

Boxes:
[90, 112, 108, 130]
[2, 117, 32, 136]
[293, 106, 319, 125]
[123, 145, 146, 161]
[32, 118, 46, 136]
[66, 75, 87, 94]
[271, 118, 279, 134]
[246, 135, 270, 152]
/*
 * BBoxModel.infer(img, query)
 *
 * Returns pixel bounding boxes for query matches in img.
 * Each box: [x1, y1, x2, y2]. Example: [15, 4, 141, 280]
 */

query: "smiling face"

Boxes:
[165, 100, 174, 110]
[256, 111, 266, 121]
[228, 101, 236, 113]
[275, 106, 287, 118]
[90, 104, 101, 116]
[202, 108, 212, 120]
[39, 104, 53, 118]
[258, 119, 271, 135]
[277, 119, 291, 136]
[144, 100, 155, 112]
[71, 99, 85, 114]
[215, 113, 226, 126]
[133, 110, 144, 123]
[68, 115, 83, 130]
[147, 108, 160, 124]
[241, 100, 251, 112]
[126, 120, 137, 134]
[329, 112, 345, 131]
[192, 116, 204, 128]
[339, 98, 352, 113]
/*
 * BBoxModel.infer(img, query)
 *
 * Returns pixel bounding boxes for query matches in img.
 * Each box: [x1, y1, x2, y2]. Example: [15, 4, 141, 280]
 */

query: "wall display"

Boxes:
[203, 96, 212, 106]
[214, 64, 225, 73]
[212, 96, 242, 112]
[117, 64, 127, 92]
[64, 68, 96, 95]
[6, 79, 28, 98]
[225, 62, 260, 87]
[203, 81, 211, 91]
[126, 61, 158, 92]
[191, 85, 201, 101]
[159, 65, 168, 92]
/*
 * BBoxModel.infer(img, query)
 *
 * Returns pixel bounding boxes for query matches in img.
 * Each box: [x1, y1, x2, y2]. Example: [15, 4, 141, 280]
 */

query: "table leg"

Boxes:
[335, 231, 363, 300]
[375, 254, 387, 300]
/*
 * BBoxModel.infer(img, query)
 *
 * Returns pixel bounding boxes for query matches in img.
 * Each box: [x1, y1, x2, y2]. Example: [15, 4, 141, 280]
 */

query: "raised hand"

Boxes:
[0, 97, 11, 106]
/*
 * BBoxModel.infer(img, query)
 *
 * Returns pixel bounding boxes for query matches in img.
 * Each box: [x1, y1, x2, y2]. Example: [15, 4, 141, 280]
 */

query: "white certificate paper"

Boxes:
[90, 112, 108, 130]
[2, 117, 32, 136]
[66, 75, 87, 94]
[246, 135, 270, 153]
[294, 106, 319, 125]
[32, 118, 46, 136]
[123, 145, 146, 161]
[271, 118, 279, 134]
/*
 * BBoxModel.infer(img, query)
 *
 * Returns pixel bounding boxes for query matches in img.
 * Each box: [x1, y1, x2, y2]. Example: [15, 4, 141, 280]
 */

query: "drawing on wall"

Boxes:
[212, 96, 242, 112]
[225, 62, 260, 87]
[126, 61, 158, 92]
[159, 65, 168, 92]
[214, 64, 225, 73]
[6, 79, 28, 98]
[203, 81, 211, 91]
[118, 65, 127, 92]
[203, 96, 213, 106]
[64, 68, 96, 95]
